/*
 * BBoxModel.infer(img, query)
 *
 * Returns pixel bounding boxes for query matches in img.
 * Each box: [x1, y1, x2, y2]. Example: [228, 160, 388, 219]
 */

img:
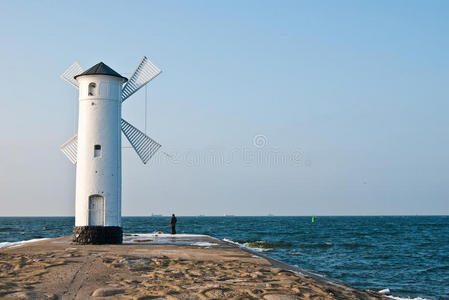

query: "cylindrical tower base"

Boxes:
[72, 226, 123, 244]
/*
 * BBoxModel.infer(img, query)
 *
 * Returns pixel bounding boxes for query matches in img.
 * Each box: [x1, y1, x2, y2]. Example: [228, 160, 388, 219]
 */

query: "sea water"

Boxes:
[0, 216, 447, 299]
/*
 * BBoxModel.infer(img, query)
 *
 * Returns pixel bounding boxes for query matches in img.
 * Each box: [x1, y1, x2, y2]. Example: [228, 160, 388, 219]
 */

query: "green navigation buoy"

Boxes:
[312, 216, 315, 223]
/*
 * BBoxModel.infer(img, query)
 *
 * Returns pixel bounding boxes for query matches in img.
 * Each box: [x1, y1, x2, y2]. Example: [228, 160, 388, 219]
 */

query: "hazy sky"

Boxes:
[0, 1, 448, 216]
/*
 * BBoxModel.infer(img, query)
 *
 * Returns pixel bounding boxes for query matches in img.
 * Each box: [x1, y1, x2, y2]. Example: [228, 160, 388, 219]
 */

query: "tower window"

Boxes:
[94, 145, 101, 157]
[88, 82, 96, 96]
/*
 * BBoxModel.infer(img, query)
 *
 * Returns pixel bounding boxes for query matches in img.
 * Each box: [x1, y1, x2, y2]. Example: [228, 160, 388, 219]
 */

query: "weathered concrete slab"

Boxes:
[0, 234, 386, 300]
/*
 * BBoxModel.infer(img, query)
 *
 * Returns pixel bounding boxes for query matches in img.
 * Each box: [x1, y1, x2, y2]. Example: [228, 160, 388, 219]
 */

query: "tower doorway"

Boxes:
[88, 195, 104, 226]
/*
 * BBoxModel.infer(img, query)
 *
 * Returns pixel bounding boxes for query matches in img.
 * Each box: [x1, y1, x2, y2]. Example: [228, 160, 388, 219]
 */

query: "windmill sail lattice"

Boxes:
[121, 56, 161, 102]
[60, 57, 162, 166]
[59, 134, 78, 164]
[61, 61, 84, 89]
[121, 119, 161, 164]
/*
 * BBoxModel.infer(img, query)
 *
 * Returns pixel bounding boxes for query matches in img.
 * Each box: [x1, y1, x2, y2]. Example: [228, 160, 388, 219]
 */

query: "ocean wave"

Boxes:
[0, 227, 14, 232]
[0, 238, 49, 249]
[300, 242, 333, 248]
[378, 288, 430, 300]
[340, 242, 374, 248]
[223, 239, 293, 252]
[420, 265, 449, 273]
[223, 238, 271, 252]
[235, 240, 293, 250]
[387, 295, 429, 300]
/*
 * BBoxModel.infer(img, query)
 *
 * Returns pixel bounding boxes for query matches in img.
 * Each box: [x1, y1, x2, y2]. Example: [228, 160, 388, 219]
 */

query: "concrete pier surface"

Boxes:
[0, 234, 387, 299]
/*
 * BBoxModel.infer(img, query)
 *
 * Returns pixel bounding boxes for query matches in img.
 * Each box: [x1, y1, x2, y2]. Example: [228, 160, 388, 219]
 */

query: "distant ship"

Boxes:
[224, 214, 235, 217]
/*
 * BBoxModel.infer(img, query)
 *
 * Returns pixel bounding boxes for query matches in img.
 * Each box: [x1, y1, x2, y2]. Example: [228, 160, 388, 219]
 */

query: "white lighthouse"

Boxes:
[60, 58, 162, 244]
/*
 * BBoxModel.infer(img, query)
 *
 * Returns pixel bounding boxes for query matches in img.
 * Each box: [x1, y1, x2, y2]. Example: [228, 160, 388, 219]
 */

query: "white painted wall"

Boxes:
[75, 74, 125, 227]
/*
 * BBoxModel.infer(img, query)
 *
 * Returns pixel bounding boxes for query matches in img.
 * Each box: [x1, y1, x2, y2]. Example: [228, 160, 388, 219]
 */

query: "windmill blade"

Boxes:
[121, 119, 161, 164]
[122, 56, 161, 102]
[59, 134, 78, 164]
[61, 61, 84, 89]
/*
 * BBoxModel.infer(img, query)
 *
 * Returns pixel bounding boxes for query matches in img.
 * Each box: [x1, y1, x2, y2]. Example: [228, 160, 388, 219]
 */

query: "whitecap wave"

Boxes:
[378, 289, 430, 300]
[386, 295, 429, 300]
[0, 238, 49, 249]
[222, 238, 271, 252]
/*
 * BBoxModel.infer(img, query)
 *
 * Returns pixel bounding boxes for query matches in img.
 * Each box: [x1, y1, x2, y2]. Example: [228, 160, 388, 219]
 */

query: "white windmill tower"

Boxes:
[59, 57, 162, 244]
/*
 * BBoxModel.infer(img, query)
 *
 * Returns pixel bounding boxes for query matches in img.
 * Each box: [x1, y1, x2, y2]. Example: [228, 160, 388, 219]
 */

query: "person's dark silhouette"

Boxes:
[170, 214, 177, 234]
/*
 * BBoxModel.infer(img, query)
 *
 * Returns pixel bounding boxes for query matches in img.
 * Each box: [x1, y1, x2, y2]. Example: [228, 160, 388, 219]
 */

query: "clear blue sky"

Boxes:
[0, 1, 448, 216]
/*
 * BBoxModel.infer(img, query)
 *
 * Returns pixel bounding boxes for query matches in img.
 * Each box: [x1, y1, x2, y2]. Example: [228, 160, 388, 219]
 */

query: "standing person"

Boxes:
[170, 214, 177, 234]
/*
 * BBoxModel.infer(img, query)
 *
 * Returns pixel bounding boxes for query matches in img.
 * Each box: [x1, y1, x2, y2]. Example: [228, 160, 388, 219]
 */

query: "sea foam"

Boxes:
[0, 238, 49, 249]
[378, 289, 430, 300]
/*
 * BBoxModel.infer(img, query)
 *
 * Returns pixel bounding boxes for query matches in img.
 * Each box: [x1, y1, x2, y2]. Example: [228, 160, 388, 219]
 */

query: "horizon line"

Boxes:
[0, 214, 448, 217]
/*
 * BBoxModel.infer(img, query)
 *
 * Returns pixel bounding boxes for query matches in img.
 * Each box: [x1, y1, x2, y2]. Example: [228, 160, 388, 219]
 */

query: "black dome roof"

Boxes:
[74, 62, 127, 81]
